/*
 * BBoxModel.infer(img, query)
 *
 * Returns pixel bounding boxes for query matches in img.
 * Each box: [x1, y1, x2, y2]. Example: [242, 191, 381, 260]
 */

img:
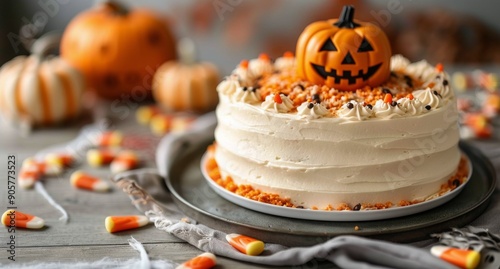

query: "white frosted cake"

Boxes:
[206, 53, 466, 210]
[206, 6, 466, 211]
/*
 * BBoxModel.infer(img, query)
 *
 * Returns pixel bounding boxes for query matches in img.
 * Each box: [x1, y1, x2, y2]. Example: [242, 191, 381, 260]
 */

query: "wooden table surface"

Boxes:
[0, 104, 498, 269]
[0, 109, 326, 269]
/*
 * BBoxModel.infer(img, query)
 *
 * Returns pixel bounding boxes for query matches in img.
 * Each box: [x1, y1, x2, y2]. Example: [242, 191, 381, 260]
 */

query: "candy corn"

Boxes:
[70, 171, 110, 192]
[431, 246, 480, 269]
[136, 105, 162, 125]
[176, 252, 217, 269]
[105, 215, 149, 233]
[110, 151, 139, 174]
[18, 169, 42, 189]
[96, 131, 123, 147]
[87, 149, 116, 167]
[171, 117, 195, 133]
[45, 153, 74, 167]
[150, 114, 173, 136]
[226, 233, 265, 256]
[22, 158, 62, 176]
[2, 210, 44, 229]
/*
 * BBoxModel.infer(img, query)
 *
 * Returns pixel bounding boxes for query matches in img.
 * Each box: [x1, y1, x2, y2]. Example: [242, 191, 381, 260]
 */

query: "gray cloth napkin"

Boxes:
[111, 113, 458, 269]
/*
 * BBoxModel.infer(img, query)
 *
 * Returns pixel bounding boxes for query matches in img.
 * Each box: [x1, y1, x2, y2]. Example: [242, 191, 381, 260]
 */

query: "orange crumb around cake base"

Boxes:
[205, 144, 470, 211]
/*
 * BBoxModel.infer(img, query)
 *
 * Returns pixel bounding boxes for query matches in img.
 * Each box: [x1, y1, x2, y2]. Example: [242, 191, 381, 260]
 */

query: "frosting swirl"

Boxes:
[297, 102, 328, 119]
[405, 60, 436, 82]
[249, 58, 274, 78]
[373, 99, 405, 118]
[216, 76, 240, 96]
[390, 54, 411, 71]
[397, 97, 424, 116]
[232, 86, 261, 104]
[262, 93, 294, 113]
[413, 88, 442, 109]
[337, 101, 372, 121]
[232, 67, 255, 87]
[274, 56, 295, 72]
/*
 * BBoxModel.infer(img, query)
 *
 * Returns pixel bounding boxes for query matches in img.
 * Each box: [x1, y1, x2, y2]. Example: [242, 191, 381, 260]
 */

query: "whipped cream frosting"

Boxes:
[213, 54, 460, 209]
[413, 88, 442, 110]
[372, 99, 405, 118]
[274, 56, 296, 72]
[296, 102, 328, 119]
[397, 97, 424, 115]
[248, 58, 273, 78]
[390, 54, 410, 71]
[232, 86, 261, 104]
[216, 75, 240, 95]
[262, 93, 294, 113]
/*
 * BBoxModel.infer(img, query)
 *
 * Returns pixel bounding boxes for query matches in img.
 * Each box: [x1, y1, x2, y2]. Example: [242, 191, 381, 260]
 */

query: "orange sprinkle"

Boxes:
[407, 93, 414, 100]
[274, 94, 283, 104]
[383, 93, 393, 103]
[239, 60, 249, 69]
[283, 51, 294, 58]
[435, 63, 444, 72]
[258, 53, 270, 61]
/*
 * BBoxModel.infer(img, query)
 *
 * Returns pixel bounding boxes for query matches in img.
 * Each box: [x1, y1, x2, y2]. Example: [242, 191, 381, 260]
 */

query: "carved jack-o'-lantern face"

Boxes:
[296, 6, 391, 91]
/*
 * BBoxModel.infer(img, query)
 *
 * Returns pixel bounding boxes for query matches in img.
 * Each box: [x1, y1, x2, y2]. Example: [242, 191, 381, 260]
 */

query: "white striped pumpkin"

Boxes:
[0, 38, 85, 126]
[152, 38, 219, 113]
[152, 61, 219, 112]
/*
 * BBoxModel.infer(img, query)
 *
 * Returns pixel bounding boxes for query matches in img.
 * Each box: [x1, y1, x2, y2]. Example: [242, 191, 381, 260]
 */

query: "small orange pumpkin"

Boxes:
[61, 1, 176, 99]
[0, 34, 85, 126]
[152, 39, 219, 113]
[296, 5, 391, 91]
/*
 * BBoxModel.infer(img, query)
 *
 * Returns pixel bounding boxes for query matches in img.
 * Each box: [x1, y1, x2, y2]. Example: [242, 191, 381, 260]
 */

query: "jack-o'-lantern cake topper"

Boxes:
[296, 5, 391, 91]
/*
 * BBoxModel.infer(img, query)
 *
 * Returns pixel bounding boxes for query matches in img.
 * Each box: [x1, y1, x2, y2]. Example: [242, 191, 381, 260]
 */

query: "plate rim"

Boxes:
[164, 141, 496, 242]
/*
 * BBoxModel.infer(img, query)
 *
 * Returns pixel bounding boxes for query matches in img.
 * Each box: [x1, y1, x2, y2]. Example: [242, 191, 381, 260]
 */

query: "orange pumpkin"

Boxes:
[60, 1, 176, 100]
[152, 39, 219, 113]
[296, 6, 391, 91]
[0, 34, 85, 127]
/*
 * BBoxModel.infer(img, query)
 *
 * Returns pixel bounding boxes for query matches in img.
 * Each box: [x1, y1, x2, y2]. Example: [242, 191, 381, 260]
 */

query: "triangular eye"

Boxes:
[357, 37, 374, 52]
[320, 39, 337, 51]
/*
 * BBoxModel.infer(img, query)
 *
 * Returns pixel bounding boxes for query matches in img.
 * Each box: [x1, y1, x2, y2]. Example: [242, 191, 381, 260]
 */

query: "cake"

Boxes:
[206, 6, 467, 211]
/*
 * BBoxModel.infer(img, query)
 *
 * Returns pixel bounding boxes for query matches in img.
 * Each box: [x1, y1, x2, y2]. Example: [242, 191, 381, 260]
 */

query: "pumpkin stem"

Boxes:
[31, 32, 62, 58]
[334, 5, 360, 28]
[101, 0, 129, 16]
[178, 38, 197, 65]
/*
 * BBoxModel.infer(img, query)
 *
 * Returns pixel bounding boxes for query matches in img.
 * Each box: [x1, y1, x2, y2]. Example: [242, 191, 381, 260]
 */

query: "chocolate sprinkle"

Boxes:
[443, 80, 449, 86]
[382, 88, 392, 94]
[242, 86, 248, 91]
[433, 90, 442, 98]
[353, 203, 361, 211]
[296, 206, 304, 209]
[425, 105, 431, 110]
[251, 87, 257, 92]
[436, 75, 441, 79]
[312, 93, 321, 102]
[307, 103, 314, 109]
[366, 104, 373, 110]
[297, 84, 305, 91]
[347, 102, 354, 109]
[452, 179, 460, 188]
[391, 101, 398, 107]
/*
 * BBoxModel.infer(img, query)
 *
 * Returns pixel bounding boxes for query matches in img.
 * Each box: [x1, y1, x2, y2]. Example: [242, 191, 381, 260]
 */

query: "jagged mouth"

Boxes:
[311, 63, 382, 85]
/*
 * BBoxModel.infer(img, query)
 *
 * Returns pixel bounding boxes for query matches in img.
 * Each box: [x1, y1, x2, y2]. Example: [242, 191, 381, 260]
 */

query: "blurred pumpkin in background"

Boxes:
[153, 39, 219, 113]
[0, 33, 85, 127]
[61, 1, 176, 100]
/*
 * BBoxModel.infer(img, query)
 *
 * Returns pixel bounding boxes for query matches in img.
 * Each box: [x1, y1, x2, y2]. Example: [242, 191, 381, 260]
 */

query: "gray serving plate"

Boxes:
[164, 140, 496, 247]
